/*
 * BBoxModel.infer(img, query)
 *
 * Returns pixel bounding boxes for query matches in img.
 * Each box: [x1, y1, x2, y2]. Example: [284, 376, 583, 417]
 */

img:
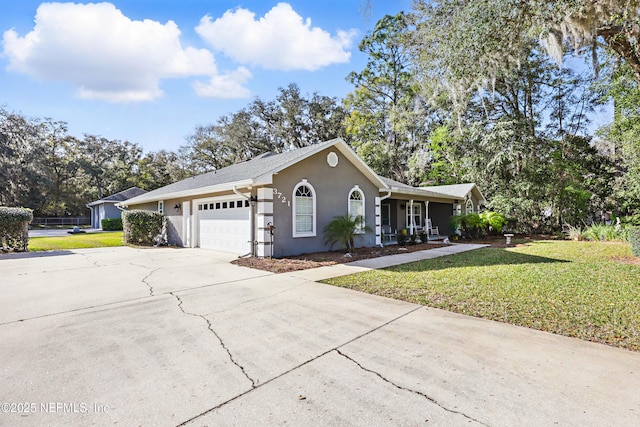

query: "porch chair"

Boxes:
[426, 219, 440, 238]
[381, 225, 397, 243]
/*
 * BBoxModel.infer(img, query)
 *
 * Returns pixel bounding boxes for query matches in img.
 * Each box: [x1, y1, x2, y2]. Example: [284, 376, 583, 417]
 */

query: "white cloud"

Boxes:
[193, 66, 252, 98]
[195, 2, 357, 71]
[2, 2, 251, 102]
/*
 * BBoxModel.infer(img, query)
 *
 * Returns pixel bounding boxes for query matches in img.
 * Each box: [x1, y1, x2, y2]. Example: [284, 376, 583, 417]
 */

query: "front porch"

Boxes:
[380, 198, 451, 245]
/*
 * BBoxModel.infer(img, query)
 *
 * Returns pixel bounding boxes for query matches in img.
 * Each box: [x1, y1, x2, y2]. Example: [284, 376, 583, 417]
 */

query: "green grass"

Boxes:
[324, 240, 640, 351]
[28, 231, 124, 251]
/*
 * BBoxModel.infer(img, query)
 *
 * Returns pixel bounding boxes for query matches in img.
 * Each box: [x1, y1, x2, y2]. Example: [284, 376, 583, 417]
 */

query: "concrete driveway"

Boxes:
[1, 247, 638, 426]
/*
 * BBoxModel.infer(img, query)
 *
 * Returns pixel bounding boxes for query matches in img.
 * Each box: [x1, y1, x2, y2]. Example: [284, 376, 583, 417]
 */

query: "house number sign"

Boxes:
[273, 188, 291, 207]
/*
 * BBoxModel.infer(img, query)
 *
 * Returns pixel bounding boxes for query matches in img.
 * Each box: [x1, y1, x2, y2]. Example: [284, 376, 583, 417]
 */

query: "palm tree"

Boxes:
[323, 215, 371, 252]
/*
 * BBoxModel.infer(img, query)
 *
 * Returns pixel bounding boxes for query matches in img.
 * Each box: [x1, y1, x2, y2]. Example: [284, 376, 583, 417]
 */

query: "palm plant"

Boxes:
[323, 215, 371, 252]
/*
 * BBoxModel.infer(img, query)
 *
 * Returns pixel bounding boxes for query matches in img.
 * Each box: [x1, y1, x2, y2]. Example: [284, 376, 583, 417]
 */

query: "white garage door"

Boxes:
[197, 198, 251, 255]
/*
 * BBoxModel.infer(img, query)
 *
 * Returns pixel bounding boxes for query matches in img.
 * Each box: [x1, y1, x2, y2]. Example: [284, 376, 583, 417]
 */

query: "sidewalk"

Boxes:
[286, 243, 489, 281]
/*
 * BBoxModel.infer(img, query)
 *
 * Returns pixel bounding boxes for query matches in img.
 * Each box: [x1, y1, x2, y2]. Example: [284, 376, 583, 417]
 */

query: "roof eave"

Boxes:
[118, 179, 257, 207]
[86, 199, 117, 207]
[389, 187, 456, 201]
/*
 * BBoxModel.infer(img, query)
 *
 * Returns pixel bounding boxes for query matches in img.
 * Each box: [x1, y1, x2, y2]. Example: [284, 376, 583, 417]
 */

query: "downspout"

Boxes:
[380, 189, 392, 202]
[233, 186, 255, 257]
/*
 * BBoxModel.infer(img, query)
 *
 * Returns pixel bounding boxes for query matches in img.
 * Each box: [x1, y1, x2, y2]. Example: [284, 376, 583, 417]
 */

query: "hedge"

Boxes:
[629, 226, 640, 258]
[122, 210, 165, 246]
[101, 217, 123, 231]
[0, 206, 33, 252]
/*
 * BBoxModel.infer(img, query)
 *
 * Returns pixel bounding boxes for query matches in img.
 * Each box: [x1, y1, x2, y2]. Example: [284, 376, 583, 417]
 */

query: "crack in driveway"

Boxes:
[130, 264, 158, 296]
[178, 305, 426, 426]
[335, 349, 488, 426]
[170, 292, 256, 389]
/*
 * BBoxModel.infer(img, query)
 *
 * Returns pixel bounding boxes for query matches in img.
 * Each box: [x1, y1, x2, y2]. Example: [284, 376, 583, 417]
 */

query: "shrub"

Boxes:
[621, 214, 640, 226]
[565, 225, 584, 241]
[323, 215, 371, 252]
[479, 211, 507, 234]
[122, 210, 165, 246]
[0, 206, 33, 252]
[629, 227, 640, 257]
[582, 224, 627, 242]
[101, 217, 123, 231]
[450, 212, 506, 238]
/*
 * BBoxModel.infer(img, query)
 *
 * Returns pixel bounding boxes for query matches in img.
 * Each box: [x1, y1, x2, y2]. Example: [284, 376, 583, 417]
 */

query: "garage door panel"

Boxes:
[198, 201, 251, 255]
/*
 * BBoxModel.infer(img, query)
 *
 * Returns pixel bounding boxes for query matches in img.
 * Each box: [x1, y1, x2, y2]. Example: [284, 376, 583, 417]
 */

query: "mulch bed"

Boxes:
[232, 235, 542, 273]
[232, 242, 445, 273]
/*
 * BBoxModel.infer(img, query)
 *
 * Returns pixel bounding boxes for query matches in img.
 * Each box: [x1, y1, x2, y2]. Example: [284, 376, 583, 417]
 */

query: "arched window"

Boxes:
[465, 198, 474, 215]
[348, 186, 365, 233]
[292, 180, 316, 237]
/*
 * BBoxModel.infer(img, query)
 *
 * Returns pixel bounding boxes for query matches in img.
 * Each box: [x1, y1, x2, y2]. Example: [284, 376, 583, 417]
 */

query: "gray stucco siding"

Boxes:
[429, 202, 454, 236]
[271, 147, 380, 257]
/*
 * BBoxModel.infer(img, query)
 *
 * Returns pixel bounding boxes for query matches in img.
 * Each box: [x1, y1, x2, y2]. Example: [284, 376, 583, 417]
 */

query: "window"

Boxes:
[406, 203, 422, 229]
[466, 198, 474, 214]
[348, 186, 365, 233]
[158, 201, 164, 214]
[293, 180, 316, 237]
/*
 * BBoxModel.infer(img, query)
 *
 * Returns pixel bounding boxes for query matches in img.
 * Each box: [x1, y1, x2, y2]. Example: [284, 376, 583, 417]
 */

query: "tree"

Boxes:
[38, 119, 82, 216]
[136, 150, 190, 190]
[77, 135, 142, 201]
[181, 84, 347, 171]
[597, 61, 640, 214]
[344, 13, 429, 182]
[0, 107, 45, 210]
[411, 0, 640, 93]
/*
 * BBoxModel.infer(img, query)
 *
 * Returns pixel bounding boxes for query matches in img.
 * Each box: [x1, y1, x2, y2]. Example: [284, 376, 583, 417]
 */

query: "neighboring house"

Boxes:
[87, 187, 148, 229]
[120, 138, 485, 257]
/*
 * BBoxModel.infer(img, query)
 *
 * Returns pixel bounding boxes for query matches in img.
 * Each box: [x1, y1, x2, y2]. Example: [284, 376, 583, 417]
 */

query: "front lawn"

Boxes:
[324, 240, 640, 351]
[28, 231, 124, 251]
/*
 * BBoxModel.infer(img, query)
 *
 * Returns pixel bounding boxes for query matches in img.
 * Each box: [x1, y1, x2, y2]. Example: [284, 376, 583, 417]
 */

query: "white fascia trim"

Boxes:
[118, 179, 256, 207]
[390, 186, 457, 200]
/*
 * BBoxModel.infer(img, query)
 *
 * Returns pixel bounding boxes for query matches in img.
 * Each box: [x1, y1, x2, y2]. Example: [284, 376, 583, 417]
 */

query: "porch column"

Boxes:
[256, 187, 274, 257]
[409, 199, 414, 235]
[374, 197, 381, 246]
[425, 201, 429, 227]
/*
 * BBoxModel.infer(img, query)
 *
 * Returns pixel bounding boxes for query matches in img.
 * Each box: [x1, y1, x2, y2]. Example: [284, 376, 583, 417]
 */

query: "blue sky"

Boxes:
[1, 0, 411, 152]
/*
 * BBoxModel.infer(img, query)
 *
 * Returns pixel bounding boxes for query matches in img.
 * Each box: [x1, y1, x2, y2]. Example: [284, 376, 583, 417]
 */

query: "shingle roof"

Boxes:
[122, 139, 343, 205]
[419, 183, 479, 200]
[87, 187, 147, 206]
[380, 177, 456, 199]
[120, 138, 484, 207]
[102, 187, 148, 202]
